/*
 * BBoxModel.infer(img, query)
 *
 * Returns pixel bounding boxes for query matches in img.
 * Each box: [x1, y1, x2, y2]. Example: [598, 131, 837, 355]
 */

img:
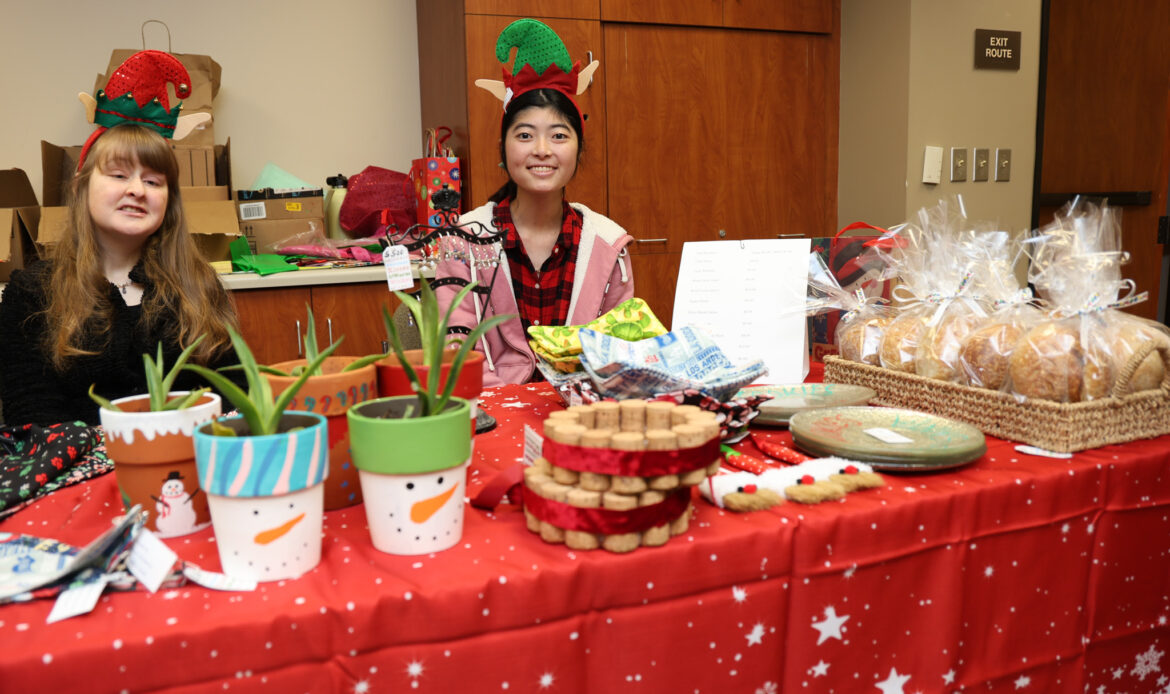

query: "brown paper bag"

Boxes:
[97, 40, 221, 147]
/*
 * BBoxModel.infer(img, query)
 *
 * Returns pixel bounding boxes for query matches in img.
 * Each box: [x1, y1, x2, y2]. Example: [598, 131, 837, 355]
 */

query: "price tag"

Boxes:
[183, 564, 258, 592]
[1014, 445, 1073, 459]
[47, 575, 110, 624]
[864, 427, 914, 444]
[523, 424, 544, 467]
[126, 529, 178, 593]
[383, 245, 413, 291]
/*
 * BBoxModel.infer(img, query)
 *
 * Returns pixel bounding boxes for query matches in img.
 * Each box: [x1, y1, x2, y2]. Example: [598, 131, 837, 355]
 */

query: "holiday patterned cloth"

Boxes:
[0, 368, 1168, 692]
[0, 422, 111, 520]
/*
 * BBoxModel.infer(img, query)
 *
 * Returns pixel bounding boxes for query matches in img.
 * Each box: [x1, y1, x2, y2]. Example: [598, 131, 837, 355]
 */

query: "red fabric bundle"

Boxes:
[338, 166, 416, 238]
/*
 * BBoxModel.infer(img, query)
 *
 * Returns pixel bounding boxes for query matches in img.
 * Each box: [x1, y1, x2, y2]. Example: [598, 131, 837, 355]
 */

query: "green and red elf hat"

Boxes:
[474, 19, 600, 129]
[77, 49, 209, 170]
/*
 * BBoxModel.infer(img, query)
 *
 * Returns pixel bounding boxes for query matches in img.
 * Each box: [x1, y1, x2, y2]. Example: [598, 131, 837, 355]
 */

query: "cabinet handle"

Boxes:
[327, 318, 334, 346]
[381, 340, 389, 354]
[776, 233, 804, 238]
[296, 320, 303, 357]
[636, 238, 668, 243]
[586, 51, 594, 86]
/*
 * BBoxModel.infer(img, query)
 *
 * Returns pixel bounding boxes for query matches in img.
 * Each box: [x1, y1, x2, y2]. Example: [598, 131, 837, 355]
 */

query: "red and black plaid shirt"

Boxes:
[494, 198, 582, 331]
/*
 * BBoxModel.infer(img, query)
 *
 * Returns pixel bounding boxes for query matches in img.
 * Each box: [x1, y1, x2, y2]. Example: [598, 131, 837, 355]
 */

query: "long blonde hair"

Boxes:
[43, 124, 237, 370]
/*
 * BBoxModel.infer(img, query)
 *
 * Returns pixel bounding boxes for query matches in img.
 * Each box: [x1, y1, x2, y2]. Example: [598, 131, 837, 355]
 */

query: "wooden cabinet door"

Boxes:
[604, 23, 838, 246]
[311, 282, 408, 358]
[232, 287, 313, 366]
[628, 251, 683, 329]
[464, 15, 607, 213]
[600, 0, 721, 26]
[465, 0, 600, 20]
[723, 0, 833, 33]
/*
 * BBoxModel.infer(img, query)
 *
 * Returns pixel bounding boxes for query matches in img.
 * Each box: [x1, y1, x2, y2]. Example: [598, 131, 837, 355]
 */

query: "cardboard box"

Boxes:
[239, 217, 325, 255]
[236, 190, 325, 222]
[40, 139, 234, 205]
[37, 141, 240, 262]
[172, 145, 217, 187]
[0, 169, 42, 282]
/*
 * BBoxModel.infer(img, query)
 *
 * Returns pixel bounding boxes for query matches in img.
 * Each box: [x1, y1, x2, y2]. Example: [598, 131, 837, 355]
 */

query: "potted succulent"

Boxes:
[91, 337, 222, 539]
[348, 281, 511, 555]
[183, 326, 338, 582]
[260, 306, 383, 510]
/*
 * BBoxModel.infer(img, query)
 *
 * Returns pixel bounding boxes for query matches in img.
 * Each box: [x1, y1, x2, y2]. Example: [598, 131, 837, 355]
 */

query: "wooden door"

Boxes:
[312, 282, 407, 357]
[723, 0, 832, 33]
[464, 15, 607, 212]
[604, 22, 838, 321]
[231, 287, 312, 365]
[600, 0, 721, 26]
[1036, 0, 1170, 321]
[465, 0, 599, 19]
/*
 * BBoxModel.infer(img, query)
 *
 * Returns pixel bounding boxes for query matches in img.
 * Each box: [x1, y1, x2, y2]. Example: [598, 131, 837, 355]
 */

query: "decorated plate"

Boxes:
[788, 407, 986, 471]
[736, 384, 876, 426]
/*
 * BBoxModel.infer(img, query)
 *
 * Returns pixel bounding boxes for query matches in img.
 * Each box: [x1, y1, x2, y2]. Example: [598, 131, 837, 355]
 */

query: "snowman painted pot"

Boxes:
[193, 412, 328, 582]
[100, 392, 221, 539]
[348, 396, 471, 555]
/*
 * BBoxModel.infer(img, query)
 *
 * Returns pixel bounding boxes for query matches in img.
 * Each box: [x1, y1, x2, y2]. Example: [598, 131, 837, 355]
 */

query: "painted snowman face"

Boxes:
[361, 465, 467, 555]
[210, 485, 324, 581]
[161, 477, 187, 499]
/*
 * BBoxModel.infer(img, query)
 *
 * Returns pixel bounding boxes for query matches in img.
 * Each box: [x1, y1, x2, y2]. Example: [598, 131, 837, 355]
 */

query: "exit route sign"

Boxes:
[975, 29, 1021, 70]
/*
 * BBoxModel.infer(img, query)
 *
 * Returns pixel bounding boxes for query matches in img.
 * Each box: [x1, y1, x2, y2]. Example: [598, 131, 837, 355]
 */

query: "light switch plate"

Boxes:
[923, 146, 943, 184]
[950, 148, 968, 182]
[995, 148, 1012, 182]
[973, 148, 990, 181]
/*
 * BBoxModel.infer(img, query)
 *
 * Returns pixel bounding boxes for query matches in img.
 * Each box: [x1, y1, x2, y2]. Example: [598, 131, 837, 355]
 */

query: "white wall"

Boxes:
[0, 0, 423, 202]
[840, 0, 1041, 234]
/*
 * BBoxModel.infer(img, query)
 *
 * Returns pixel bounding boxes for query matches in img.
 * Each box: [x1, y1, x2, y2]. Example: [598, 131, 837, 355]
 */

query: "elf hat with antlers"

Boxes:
[76, 49, 210, 171]
[474, 19, 600, 129]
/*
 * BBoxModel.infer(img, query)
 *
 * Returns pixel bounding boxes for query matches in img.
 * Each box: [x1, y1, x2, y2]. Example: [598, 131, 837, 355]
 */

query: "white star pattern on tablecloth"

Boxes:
[811, 606, 850, 645]
[1133, 643, 1165, 681]
[1014, 674, 1031, 688]
[942, 670, 956, 685]
[875, 667, 911, 693]
[353, 681, 370, 693]
[984, 565, 995, 577]
[1113, 667, 1124, 679]
[539, 672, 555, 688]
[745, 622, 766, 646]
[810, 660, 829, 677]
[733, 586, 748, 603]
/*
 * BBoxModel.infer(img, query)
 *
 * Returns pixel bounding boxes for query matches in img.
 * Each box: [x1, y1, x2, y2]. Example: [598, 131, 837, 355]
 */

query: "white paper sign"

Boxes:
[183, 564, 258, 592]
[47, 575, 110, 624]
[383, 245, 413, 291]
[864, 427, 915, 444]
[672, 239, 811, 385]
[523, 425, 543, 467]
[126, 529, 178, 593]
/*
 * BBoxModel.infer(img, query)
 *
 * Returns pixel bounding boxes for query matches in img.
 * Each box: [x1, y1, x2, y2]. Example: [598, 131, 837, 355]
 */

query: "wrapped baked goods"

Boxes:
[1111, 315, 1170, 393]
[804, 251, 892, 365]
[1013, 198, 1147, 402]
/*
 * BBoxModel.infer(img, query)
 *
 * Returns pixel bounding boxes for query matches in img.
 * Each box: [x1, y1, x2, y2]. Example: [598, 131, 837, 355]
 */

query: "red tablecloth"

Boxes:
[2, 377, 1169, 693]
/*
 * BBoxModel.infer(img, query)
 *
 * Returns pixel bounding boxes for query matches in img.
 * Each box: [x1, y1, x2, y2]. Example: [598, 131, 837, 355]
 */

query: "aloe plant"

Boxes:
[89, 336, 210, 412]
[183, 325, 340, 436]
[255, 304, 385, 378]
[382, 280, 513, 418]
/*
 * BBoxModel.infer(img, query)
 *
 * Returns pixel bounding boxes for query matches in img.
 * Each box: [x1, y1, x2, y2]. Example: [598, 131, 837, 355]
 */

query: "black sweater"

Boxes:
[0, 260, 238, 426]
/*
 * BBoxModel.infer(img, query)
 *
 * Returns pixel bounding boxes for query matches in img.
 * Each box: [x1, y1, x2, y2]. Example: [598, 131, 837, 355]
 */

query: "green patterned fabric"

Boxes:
[527, 298, 668, 373]
[495, 19, 572, 76]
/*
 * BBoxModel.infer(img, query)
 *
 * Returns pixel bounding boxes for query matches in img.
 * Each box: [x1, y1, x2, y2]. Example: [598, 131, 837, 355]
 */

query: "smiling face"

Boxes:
[87, 155, 168, 247]
[503, 105, 579, 196]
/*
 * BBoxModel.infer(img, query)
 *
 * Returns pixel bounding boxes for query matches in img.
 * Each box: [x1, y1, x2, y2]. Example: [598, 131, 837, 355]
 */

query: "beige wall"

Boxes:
[0, 0, 423, 202]
[840, 0, 1041, 234]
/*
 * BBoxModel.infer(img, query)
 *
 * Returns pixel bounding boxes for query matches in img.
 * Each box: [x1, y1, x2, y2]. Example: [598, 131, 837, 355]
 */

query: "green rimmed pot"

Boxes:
[347, 396, 471, 555]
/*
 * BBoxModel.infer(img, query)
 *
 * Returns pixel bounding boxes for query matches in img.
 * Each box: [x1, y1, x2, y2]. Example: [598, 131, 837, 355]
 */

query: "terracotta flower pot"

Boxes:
[347, 396, 471, 555]
[193, 412, 328, 582]
[376, 349, 484, 427]
[265, 356, 377, 510]
[100, 392, 221, 538]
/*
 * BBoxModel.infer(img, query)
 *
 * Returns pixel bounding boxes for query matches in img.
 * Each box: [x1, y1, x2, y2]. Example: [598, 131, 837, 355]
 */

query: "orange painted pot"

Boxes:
[99, 392, 221, 538]
[265, 356, 378, 510]
[376, 350, 484, 427]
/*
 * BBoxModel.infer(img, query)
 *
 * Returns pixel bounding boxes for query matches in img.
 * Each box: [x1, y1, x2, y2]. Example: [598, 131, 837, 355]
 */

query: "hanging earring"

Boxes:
[497, 162, 505, 168]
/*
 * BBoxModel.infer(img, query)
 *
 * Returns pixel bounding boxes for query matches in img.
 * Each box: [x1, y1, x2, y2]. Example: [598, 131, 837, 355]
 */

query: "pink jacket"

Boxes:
[435, 201, 635, 387]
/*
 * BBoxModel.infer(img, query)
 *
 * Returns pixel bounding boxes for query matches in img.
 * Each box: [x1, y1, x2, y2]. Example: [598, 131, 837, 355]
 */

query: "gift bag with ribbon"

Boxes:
[410, 127, 462, 227]
[808, 222, 894, 361]
[101, 21, 221, 147]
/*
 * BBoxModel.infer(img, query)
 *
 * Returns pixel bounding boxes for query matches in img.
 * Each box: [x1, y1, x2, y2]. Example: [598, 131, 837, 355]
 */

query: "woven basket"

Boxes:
[822, 341, 1170, 453]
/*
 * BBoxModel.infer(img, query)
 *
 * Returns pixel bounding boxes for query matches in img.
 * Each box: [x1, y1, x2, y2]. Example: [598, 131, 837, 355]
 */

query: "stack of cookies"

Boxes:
[523, 400, 721, 553]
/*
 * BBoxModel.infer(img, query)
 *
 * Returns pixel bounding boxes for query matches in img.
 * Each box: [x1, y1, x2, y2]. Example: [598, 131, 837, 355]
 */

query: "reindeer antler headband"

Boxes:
[77, 49, 210, 170]
[474, 19, 600, 129]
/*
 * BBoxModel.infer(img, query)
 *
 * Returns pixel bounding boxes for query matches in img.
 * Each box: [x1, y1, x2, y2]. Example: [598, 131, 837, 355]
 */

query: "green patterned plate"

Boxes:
[736, 384, 876, 426]
[788, 407, 986, 471]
